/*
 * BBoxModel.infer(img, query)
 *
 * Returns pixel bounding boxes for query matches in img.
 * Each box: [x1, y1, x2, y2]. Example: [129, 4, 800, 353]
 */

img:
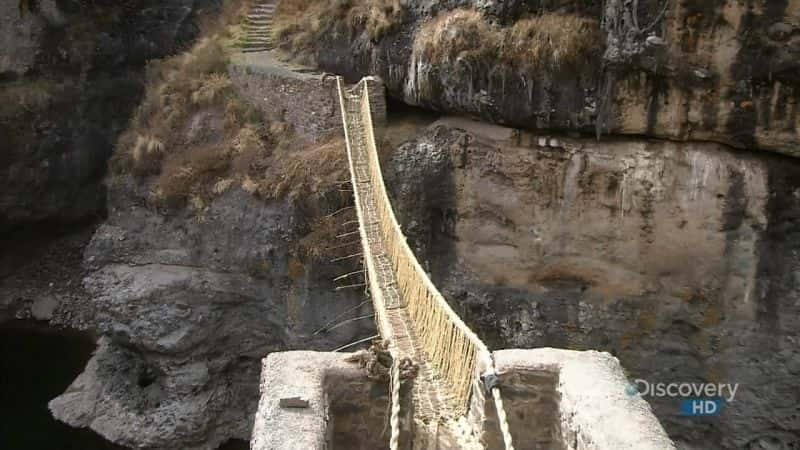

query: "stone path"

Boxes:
[238, 0, 276, 53]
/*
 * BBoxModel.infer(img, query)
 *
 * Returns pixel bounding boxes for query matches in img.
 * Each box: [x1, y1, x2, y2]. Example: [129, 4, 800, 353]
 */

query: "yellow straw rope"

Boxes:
[338, 76, 514, 449]
[336, 78, 483, 415]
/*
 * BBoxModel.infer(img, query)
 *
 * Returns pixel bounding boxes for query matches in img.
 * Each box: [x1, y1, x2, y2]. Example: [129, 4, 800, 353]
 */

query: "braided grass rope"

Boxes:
[337, 76, 515, 450]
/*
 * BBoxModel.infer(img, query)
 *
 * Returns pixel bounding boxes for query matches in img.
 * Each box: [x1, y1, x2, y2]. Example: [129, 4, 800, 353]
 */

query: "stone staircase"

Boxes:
[237, 0, 276, 53]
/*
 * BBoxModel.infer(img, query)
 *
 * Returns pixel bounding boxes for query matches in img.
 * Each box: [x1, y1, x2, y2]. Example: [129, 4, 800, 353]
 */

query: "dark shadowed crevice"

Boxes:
[217, 438, 249, 450]
[0, 321, 125, 450]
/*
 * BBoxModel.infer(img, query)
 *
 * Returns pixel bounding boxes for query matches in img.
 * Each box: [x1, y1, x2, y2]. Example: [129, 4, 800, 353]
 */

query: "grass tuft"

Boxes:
[192, 73, 233, 105]
[271, 0, 407, 57]
[414, 9, 601, 71]
[506, 14, 602, 69]
[272, 4, 599, 70]
[110, 33, 347, 210]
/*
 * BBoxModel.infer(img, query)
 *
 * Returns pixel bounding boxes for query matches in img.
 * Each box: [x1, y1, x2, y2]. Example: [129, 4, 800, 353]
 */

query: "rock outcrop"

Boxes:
[0, 0, 220, 231]
[385, 118, 800, 449]
[4, 1, 797, 449]
[49, 175, 372, 449]
[298, 0, 800, 157]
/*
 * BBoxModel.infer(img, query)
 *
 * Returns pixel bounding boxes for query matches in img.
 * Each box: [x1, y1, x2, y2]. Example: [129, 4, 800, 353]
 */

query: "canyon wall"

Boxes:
[0, 0, 220, 231]
[42, 57, 382, 447]
[306, 0, 800, 157]
[48, 175, 373, 449]
[385, 118, 800, 448]
[3, 0, 799, 448]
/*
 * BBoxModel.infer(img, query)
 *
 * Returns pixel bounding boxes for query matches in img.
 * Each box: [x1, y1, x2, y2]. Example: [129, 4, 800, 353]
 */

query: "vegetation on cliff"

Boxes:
[415, 9, 601, 71]
[110, 35, 347, 215]
[272, 0, 407, 55]
[271, 1, 600, 71]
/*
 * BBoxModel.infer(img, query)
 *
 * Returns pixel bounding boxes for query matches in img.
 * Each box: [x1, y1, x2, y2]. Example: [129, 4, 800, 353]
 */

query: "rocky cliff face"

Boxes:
[48, 175, 372, 449]
[300, 0, 800, 157]
[0, 0, 220, 231]
[4, 0, 800, 448]
[385, 118, 800, 449]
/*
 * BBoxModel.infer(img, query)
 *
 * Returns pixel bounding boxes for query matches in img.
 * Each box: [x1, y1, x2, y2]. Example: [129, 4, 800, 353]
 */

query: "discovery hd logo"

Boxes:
[625, 379, 739, 416]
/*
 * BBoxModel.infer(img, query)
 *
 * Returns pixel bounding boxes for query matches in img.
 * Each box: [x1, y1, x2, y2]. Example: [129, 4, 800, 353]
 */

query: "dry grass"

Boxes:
[272, 0, 407, 55]
[191, 73, 232, 105]
[506, 14, 601, 69]
[414, 10, 496, 65]
[111, 36, 242, 178]
[249, 134, 348, 200]
[111, 32, 346, 211]
[414, 9, 601, 71]
[296, 213, 346, 259]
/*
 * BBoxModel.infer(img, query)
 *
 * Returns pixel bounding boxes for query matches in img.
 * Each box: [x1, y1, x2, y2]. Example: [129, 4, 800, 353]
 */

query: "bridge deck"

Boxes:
[342, 89, 451, 421]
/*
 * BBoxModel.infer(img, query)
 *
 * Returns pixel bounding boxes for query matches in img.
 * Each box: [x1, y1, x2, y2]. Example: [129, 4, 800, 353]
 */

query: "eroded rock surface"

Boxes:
[307, 0, 800, 156]
[0, 0, 220, 231]
[49, 176, 372, 449]
[386, 119, 800, 449]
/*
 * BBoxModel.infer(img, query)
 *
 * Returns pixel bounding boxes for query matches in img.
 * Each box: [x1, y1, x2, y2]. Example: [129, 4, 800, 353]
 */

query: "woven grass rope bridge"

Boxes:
[336, 76, 515, 450]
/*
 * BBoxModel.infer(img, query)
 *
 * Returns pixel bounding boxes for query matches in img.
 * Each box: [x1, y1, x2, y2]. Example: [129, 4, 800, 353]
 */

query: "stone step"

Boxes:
[246, 19, 272, 26]
[239, 47, 272, 53]
[241, 0, 276, 43]
[241, 47, 270, 53]
[240, 41, 273, 46]
[239, 38, 272, 44]
[238, 35, 272, 42]
[239, 39, 273, 45]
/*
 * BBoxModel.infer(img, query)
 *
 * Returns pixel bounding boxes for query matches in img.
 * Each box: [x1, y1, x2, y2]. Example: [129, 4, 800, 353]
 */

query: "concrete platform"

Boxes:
[251, 349, 675, 450]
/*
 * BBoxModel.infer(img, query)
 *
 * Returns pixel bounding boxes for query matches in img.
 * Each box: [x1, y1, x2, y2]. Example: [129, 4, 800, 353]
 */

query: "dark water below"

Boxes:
[218, 439, 249, 450]
[0, 321, 125, 450]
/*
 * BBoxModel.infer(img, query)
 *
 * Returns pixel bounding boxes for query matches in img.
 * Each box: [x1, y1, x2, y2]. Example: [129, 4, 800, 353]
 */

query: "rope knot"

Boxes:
[481, 372, 501, 394]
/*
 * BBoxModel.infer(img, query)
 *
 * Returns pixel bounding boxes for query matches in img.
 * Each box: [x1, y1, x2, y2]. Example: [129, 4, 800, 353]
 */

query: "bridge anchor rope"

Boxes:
[335, 77, 514, 450]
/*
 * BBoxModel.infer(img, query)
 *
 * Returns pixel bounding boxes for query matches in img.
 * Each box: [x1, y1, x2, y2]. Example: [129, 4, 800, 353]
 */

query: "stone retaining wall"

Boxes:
[229, 64, 342, 140]
[229, 60, 388, 141]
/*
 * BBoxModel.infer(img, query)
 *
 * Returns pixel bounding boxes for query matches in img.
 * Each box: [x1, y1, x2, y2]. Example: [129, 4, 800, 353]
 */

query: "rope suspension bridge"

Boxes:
[335, 77, 515, 450]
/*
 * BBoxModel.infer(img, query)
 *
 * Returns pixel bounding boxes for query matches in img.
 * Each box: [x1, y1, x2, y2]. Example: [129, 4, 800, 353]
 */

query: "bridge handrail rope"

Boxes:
[337, 77, 514, 450]
[336, 76, 402, 450]
[336, 77, 396, 343]
[359, 80, 489, 409]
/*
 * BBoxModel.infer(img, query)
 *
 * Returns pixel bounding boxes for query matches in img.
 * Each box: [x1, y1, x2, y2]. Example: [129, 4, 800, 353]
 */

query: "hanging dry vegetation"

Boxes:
[414, 9, 602, 71]
[110, 35, 348, 212]
[271, 0, 407, 56]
